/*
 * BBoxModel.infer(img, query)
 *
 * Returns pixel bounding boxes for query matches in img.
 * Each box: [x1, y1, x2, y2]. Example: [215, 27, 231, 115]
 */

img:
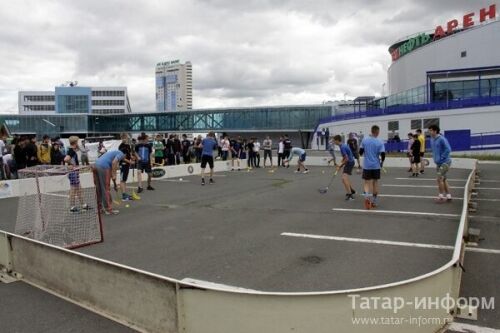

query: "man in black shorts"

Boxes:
[334, 135, 356, 200]
[200, 132, 217, 185]
[135, 134, 154, 193]
[359, 126, 386, 209]
[118, 133, 135, 200]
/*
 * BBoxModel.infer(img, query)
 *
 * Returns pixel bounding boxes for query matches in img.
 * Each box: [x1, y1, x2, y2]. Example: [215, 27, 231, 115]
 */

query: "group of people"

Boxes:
[406, 129, 426, 177]
[0, 134, 90, 180]
[328, 124, 452, 209]
[1, 125, 454, 215]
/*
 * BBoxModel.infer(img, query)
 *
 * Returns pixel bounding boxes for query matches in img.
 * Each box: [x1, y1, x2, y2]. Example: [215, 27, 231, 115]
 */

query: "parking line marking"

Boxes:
[378, 194, 463, 200]
[331, 208, 460, 218]
[395, 177, 466, 182]
[281, 233, 500, 255]
[281, 232, 453, 250]
[383, 184, 464, 189]
[475, 187, 500, 190]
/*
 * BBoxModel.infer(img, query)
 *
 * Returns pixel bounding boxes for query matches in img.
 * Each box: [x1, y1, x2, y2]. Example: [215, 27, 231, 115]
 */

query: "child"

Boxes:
[118, 133, 134, 201]
[64, 136, 88, 213]
[334, 135, 356, 200]
[410, 134, 421, 177]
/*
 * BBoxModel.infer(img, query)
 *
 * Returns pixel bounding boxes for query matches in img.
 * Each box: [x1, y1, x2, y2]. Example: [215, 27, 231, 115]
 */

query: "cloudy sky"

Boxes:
[0, 0, 494, 113]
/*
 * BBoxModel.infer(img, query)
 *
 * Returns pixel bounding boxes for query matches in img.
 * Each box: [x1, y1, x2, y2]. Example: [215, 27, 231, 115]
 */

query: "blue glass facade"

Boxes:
[55, 87, 92, 114]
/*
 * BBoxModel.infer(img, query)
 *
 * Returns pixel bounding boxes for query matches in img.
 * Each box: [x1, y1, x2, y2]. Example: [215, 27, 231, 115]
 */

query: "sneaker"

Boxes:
[201, 178, 206, 186]
[104, 209, 119, 215]
[294, 170, 300, 173]
[122, 195, 131, 201]
[302, 169, 309, 174]
[446, 194, 452, 201]
[209, 178, 214, 184]
[147, 185, 155, 190]
[350, 189, 356, 196]
[364, 198, 372, 210]
[434, 196, 447, 203]
[70, 206, 80, 213]
[137, 187, 143, 193]
[345, 194, 354, 201]
[420, 170, 424, 174]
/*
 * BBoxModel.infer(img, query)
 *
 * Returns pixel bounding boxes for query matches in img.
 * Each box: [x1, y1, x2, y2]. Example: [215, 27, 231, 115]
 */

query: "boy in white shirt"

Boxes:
[253, 138, 261, 168]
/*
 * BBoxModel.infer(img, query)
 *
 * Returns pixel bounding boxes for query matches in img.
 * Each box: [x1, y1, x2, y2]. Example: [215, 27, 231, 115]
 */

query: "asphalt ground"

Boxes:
[2, 163, 498, 332]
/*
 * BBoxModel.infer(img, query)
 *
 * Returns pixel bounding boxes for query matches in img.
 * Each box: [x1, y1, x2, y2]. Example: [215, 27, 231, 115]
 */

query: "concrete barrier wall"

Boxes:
[5, 234, 180, 333]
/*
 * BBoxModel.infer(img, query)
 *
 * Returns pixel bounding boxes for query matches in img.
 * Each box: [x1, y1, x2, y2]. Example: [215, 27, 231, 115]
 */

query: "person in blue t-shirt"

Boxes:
[200, 131, 218, 185]
[95, 149, 125, 215]
[359, 125, 386, 209]
[334, 135, 356, 200]
[429, 124, 453, 202]
[134, 134, 154, 193]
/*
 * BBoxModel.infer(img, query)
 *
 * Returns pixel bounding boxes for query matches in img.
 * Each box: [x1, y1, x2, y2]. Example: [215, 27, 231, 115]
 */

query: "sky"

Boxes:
[0, 0, 495, 113]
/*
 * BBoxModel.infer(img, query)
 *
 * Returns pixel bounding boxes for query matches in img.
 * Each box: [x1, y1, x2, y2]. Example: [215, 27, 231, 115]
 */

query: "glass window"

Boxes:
[423, 118, 439, 129]
[411, 119, 422, 130]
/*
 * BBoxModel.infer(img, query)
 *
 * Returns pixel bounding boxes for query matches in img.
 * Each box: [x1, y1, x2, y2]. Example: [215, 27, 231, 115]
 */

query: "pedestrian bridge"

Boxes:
[0, 105, 332, 137]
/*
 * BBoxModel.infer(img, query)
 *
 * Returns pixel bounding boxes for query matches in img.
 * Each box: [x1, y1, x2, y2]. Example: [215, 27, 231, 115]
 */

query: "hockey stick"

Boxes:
[318, 170, 339, 194]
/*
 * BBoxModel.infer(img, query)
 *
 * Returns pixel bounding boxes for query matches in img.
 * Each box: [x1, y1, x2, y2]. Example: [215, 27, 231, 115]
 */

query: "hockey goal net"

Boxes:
[15, 165, 103, 249]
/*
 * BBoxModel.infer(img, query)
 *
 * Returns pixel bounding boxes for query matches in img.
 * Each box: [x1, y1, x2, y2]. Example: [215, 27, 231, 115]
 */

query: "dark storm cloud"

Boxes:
[0, 0, 495, 112]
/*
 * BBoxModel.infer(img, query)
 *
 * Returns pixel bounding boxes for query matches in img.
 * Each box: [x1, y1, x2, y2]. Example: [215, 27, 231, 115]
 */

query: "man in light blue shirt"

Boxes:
[359, 125, 385, 209]
[95, 149, 125, 215]
[200, 131, 218, 185]
[429, 125, 452, 202]
[285, 147, 309, 174]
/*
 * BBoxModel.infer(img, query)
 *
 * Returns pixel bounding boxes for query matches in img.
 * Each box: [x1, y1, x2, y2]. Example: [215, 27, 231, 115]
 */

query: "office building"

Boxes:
[155, 60, 192, 112]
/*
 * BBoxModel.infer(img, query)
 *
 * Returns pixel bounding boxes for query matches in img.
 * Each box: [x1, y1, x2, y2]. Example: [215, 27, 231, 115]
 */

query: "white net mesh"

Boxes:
[15, 165, 103, 249]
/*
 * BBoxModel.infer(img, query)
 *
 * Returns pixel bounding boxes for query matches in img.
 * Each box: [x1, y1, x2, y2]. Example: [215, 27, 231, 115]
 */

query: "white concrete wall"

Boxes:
[388, 20, 500, 94]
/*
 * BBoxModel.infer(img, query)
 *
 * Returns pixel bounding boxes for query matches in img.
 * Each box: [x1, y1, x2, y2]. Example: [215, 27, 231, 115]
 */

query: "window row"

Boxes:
[92, 100, 125, 106]
[23, 105, 55, 111]
[92, 90, 125, 97]
[23, 95, 55, 102]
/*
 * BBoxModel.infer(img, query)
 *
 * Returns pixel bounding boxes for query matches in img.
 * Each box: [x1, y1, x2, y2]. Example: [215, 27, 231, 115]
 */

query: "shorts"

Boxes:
[201, 155, 214, 169]
[232, 150, 240, 159]
[155, 156, 164, 164]
[412, 154, 421, 164]
[120, 164, 130, 182]
[264, 150, 272, 160]
[343, 161, 355, 175]
[299, 152, 306, 162]
[436, 163, 451, 179]
[68, 171, 80, 186]
[138, 161, 152, 173]
[362, 169, 381, 180]
[352, 151, 360, 159]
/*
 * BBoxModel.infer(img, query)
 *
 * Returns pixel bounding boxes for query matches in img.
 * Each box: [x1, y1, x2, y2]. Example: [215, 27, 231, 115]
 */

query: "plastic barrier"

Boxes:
[0, 158, 477, 332]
